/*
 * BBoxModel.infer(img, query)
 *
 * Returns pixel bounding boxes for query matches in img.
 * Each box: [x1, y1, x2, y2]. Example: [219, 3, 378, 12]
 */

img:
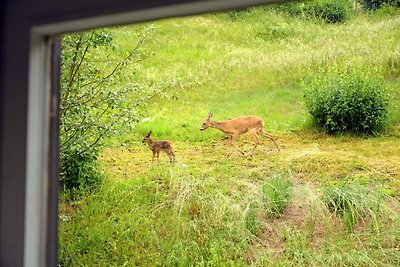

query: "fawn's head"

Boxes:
[142, 130, 152, 144]
[200, 112, 213, 131]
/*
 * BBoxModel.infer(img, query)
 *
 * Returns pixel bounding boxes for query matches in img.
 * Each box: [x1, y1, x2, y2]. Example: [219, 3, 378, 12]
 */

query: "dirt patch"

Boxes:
[245, 181, 324, 262]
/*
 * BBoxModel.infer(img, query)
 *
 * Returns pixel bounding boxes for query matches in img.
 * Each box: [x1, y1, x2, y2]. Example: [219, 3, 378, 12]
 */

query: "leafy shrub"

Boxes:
[60, 147, 104, 196]
[60, 28, 156, 195]
[262, 176, 293, 217]
[303, 68, 389, 135]
[306, 1, 349, 24]
[277, 0, 350, 24]
[361, 0, 400, 10]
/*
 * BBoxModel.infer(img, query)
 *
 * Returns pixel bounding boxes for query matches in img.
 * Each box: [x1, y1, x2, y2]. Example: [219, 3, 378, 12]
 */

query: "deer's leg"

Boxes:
[230, 134, 245, 155]
[249, 130, 260, 155]
[152, 151, 156, 162]
[156, 151, 160, 162]
[258, 129, 280, 151]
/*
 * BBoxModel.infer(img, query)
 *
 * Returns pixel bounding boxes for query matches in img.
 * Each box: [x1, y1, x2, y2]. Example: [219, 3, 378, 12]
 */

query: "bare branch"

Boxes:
[88, 83, 171, 149]
[61, 31, 95, 117]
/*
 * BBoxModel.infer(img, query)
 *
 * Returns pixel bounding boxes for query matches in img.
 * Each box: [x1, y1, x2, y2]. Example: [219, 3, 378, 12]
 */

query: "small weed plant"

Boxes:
[262, 176, 293, 218]
[303, 68, 389, 135]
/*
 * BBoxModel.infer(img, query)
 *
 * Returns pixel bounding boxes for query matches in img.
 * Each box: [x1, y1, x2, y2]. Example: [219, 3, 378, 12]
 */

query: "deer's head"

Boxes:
[142, 130, 152, 143]
[200, 112, 213, 131]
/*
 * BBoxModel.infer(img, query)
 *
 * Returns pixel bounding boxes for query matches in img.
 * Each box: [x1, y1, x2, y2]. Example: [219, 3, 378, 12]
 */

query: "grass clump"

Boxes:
[244, 202, 259, 235]
[262, 175, 293, 218]
[387, 51, 400, 79]
[322, 182, 383, 231]
[303, 67, 389, 135]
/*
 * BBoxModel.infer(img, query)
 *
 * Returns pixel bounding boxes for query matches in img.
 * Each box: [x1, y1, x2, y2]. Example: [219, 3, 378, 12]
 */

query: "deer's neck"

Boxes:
[211, 120, 230, 134]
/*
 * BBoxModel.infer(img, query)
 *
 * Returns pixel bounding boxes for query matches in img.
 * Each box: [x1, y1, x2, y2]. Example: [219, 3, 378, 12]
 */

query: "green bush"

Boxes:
[306, 1, 349, 24]
[60, 147, 104, 196]
[278, 0, 350, 24]
[303, 69, 389, 135]
[262, 176, 293, 218]
[361, 0, 400, 10]
[60, 28, 154, 196]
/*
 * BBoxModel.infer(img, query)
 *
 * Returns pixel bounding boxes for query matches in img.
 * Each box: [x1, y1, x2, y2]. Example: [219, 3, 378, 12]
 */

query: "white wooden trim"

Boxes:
[24, 32, 50, 267]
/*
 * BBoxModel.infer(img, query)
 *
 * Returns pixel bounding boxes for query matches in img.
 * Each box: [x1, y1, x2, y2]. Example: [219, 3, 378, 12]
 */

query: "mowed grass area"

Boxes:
[59, 7, 400, 266]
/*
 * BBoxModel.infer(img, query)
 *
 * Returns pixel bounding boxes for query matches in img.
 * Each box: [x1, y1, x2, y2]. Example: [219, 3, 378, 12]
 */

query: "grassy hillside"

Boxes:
[113, 8, 400, 140]
[59, 6, 400, 266]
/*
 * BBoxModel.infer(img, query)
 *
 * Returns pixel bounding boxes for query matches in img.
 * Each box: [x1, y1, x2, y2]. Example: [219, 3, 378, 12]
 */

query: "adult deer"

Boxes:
[200, 112, 280, 155]
[142, 130, 175, 164]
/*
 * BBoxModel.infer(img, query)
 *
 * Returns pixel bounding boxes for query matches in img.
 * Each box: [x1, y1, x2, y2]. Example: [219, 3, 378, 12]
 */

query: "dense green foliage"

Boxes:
[303, 68, 389, 134]
[59, 147, 102, 196]
[362, 0, 400, 10]
[60, 28, 155, 193]
[278, 0, 350, 23]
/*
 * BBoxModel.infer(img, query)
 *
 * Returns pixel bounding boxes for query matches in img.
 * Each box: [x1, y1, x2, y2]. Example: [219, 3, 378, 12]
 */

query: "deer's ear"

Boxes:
[147, 130, 152, 136]
[208, 112, 213, 119]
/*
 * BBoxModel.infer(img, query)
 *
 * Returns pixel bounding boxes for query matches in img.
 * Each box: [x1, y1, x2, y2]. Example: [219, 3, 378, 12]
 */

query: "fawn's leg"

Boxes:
[152, 151, 156, 162]
[166, 150, 174, 164]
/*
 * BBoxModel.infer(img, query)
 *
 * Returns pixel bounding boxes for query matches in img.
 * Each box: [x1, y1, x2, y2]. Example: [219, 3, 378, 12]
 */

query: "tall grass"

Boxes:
[59, 168, 253, 266]
[262, 175, 293, 218]
[323, 182, 384, 230]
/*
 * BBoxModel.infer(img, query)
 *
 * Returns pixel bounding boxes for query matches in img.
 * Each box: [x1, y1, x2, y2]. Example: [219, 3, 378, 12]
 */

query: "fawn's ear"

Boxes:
[207, 112, 213, 119]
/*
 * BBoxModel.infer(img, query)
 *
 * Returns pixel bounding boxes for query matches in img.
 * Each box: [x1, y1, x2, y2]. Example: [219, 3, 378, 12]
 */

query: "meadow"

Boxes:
[59, 5, 400, 266]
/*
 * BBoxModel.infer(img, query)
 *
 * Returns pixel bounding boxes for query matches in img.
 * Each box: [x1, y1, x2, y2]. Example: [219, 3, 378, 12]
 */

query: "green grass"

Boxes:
[59, 5, 400, 267]
[262, 175, 293, 218]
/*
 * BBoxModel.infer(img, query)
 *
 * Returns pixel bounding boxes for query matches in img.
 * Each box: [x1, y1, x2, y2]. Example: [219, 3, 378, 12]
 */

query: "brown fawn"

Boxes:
[200, 112, 280, 155]
[142, 130, 175, 164]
